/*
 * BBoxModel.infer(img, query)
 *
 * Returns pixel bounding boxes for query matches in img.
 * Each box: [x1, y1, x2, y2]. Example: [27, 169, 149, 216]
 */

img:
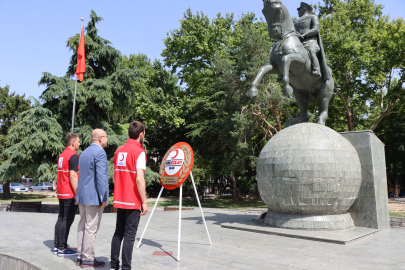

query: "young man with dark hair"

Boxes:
[54, 133, 80, 256]
[110, 121, 148, 270]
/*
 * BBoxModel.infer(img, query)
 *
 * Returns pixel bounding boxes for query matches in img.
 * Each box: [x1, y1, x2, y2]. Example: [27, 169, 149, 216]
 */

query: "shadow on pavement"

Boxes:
[43, 240, 53, 249]
[65, 256, 110, 269]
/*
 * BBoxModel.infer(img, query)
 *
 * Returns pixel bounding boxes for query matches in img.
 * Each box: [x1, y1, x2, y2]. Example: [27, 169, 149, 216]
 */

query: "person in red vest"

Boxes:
[110, 121, 149, 270]
[53, 133, 80, 256]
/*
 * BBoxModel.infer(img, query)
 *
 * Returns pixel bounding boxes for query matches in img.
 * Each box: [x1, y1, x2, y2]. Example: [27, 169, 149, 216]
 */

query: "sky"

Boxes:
[0, 0, 404, 100]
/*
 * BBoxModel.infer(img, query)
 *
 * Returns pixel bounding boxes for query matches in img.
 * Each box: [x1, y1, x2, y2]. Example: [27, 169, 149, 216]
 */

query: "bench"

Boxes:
[6, 201, 42, 212]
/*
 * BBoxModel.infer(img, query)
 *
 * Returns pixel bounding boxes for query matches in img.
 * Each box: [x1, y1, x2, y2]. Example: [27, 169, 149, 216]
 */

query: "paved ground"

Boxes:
[1, 209, 405, 270]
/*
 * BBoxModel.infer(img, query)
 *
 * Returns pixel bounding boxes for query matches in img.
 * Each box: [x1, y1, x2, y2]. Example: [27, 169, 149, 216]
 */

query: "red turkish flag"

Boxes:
[76, 25, 86, 81]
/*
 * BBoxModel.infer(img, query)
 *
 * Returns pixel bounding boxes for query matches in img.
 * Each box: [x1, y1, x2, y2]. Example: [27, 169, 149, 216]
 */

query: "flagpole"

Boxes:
[71, 77, 78, 133]
[71, 17, 84, 133]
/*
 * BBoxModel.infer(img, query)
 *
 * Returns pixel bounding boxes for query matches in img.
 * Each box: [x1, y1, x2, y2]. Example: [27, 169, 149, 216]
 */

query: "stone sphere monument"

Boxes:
[257, 123, 362, 230]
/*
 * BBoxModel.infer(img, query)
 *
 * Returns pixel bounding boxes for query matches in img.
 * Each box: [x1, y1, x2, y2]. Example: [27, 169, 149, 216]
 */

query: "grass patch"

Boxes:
[390, 211, 405, 218]
[0, 192, 58, 203]
[0, 193, 266, 210]
[147, 198, 267, 210]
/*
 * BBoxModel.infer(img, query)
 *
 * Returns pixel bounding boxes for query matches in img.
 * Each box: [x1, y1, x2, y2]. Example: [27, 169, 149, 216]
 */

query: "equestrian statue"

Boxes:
[248, 1, 334, 126]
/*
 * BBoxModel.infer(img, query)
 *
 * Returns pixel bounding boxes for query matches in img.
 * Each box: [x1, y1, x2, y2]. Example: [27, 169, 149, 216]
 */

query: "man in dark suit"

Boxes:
[76, 129, 109, 268]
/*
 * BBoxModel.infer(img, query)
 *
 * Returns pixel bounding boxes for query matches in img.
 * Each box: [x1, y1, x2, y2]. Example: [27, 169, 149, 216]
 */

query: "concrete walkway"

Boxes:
[1, 209, 405, 269]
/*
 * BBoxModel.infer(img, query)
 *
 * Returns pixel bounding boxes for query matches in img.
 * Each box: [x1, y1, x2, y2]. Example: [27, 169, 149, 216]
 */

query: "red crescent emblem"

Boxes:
[119, 154, 125, 161]
[171, 149, 179, 159]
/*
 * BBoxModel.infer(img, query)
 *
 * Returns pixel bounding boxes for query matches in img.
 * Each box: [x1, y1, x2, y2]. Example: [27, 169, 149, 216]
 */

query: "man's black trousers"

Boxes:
[110, 208, 141, 270]
[54, 198, 78, 250]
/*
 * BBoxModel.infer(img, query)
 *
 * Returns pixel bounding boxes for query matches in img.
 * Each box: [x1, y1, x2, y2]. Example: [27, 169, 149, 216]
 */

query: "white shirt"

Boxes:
[137, 152, 146, 170]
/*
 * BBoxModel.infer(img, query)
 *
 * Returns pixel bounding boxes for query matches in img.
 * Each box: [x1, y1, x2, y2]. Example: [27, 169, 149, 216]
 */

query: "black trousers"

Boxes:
[110, 209, 141, 270]
[54, 198, 78, 250]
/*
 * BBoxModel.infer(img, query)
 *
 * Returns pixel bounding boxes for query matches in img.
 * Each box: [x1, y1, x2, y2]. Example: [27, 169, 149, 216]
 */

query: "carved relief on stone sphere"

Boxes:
[257, 123, 362, 230]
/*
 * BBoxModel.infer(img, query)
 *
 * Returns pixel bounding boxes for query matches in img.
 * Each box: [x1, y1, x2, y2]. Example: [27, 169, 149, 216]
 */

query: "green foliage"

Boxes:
[66, 10, 121, 79]
[119, 54, 188, 164]
[0, 85, 31, 164]
[374, 102, 405, 179]
[317, 0, 405, 131]
[236, 176, 257, 195]
[162, 10, 297, 200]
[0, 105, 64, 182]
[2, 4, 405, 202]
[36, 11, 147, 182]
[144, 167, 160, 186]
[1, 11, 189, 183]
[162, 8, 235, 94]
[1, 11, 145, 182]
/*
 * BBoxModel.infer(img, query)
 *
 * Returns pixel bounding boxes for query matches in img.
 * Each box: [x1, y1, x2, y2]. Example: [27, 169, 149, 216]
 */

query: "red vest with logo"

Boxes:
[57, 148, 79, 199]
[113, 139, 146, 210]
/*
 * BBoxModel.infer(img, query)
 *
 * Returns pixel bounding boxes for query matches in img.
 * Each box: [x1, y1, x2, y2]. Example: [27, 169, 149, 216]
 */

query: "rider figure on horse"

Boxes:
[249, 0, 334, 126]
[294, 2, 322, 78]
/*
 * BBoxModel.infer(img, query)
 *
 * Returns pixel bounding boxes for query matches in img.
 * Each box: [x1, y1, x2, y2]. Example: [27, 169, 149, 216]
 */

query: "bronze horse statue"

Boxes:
[248, 0, 334, 126]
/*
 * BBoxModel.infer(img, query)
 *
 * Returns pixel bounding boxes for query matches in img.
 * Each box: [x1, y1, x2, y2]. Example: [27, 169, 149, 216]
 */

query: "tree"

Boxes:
[162, 10, 297, 201]
[374, 101, 405, 197]
[40, 11, 142, 134]
[318, 0, 405, 131]
[0, 85, 31, 164]
[37, 11, 144, 177]
[1, 11, 187, 185]
[0, 105, 64, 183]
[162, 9, 235, 96]
[118, 54, 188, 166]
[1, 11, 143, 183]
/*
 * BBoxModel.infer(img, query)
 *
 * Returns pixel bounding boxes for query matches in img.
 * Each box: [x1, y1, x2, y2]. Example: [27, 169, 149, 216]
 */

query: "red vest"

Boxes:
[113, 139, 146, 209]
[57, 148, 79, 199]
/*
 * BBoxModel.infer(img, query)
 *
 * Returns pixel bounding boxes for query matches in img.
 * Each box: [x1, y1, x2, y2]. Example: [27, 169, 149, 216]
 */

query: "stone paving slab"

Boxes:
[221, 221, 379, 245]
[1, 210, 405, 269]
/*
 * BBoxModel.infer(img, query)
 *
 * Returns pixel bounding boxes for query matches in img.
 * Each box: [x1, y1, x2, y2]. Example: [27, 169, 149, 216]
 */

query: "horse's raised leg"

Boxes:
[281, 54, 305, 96]
[248, 63, 276, 98]
[317, 77, 334, 125]
[318, 97, 330, 126]
[286, 90, 310, 127]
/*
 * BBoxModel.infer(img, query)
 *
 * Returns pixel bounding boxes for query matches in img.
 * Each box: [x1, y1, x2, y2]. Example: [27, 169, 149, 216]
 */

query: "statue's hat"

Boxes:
[297, 2, 313, 12]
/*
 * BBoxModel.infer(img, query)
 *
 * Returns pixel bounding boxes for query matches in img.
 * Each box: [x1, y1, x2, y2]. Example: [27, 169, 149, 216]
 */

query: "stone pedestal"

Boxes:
[340, 131, 390, 230]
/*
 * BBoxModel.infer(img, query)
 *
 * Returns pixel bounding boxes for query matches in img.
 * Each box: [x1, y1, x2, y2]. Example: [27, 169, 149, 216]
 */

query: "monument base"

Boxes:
[264, 210, 355, 231]
[221, 220, 379, 245]
[340, 130, 390, 230]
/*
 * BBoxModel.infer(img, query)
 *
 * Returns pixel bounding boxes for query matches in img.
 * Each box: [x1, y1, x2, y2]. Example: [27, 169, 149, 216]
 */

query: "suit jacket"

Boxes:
[76, 143, 109, 206]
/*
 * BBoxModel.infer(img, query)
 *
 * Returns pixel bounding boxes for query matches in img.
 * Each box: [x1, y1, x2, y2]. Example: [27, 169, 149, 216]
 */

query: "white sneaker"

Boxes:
[53, 248, 59, 255]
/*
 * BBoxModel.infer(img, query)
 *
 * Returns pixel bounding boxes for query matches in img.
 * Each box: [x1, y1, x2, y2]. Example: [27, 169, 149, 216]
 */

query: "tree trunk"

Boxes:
[192, 187, 197, 205]
[394, 178, 399, 198]
[198, 186, 204, 203]
[193, 188, 204, 204]
[230, 174, 239, 202]
[3, 181, 11, 200]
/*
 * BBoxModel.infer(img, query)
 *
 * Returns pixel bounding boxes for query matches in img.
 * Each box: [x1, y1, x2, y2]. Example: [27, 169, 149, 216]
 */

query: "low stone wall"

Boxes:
[390, 217, 405, 227]
[0, 253, 41, 270]
[0, 203, 113, 213]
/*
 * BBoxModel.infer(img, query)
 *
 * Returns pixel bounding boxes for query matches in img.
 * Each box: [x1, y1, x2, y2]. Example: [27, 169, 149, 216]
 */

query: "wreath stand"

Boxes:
[136, 171, 212, 261]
